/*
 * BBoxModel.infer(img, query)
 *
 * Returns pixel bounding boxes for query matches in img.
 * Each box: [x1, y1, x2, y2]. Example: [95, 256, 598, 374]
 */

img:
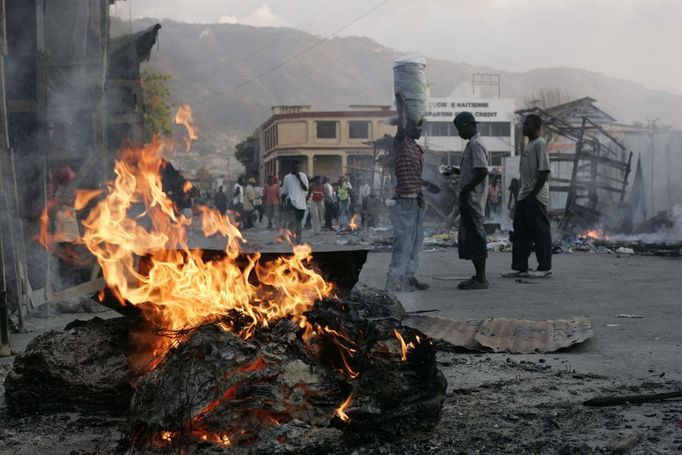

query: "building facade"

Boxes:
[421, 91, 516, 166]
[258, 105, 396, 183]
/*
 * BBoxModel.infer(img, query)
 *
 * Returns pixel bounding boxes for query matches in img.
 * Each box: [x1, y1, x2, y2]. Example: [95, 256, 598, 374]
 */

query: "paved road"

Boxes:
[4, 233, 680, 384]
[360, 250, 682, 382]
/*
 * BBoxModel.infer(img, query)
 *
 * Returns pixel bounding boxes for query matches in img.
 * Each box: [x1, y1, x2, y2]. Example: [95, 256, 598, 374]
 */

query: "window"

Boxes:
[316, 121, 337, 139]
[478, 122, 511, 137]
[425, 121, 455, 137]
[348, 121, 370, 139]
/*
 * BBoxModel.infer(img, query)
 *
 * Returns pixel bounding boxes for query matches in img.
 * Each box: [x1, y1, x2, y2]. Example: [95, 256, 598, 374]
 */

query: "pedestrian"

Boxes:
[453, 111, 490, 290]
[337, 175, 352, 229]
[502, 114, 552, 278]
[487, 178, 502, 218]
[359, 179, 371, 229]
[281, 161, 309, 244]
[385, 100, 437, 292]
[214, 185, 228, 215]
[232, 177, 245, 225]
[263, 175, 280, 229]
[243, 177, 257, 229]
[323, 176, 335, 230]
[508, 177, 520, 219]
[308, 176, 325, 235]
[254, 182, 264, 224]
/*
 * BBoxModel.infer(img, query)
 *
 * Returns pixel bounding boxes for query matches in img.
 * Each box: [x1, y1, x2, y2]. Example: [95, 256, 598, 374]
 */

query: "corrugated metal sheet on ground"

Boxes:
[403, 316, 593, 354]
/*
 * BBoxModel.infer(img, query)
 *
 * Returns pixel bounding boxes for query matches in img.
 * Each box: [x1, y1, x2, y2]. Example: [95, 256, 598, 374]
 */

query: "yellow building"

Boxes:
[258, 105, 397, 182]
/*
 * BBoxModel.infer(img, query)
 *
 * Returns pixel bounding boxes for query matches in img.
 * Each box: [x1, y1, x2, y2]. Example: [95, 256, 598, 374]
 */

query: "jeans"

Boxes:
[512, 196, 552, 272]
[387, 197, 425, 285]
[338, 199, 351, 229]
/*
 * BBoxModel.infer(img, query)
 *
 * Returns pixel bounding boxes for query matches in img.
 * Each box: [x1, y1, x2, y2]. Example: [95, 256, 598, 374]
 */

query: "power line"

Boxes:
[199, 0, 390, 101]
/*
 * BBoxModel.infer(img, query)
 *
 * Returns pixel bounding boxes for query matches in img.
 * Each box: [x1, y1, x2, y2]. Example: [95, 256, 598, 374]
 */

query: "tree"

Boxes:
[234, 132, 260, 177]
[141, 72, 173, 140]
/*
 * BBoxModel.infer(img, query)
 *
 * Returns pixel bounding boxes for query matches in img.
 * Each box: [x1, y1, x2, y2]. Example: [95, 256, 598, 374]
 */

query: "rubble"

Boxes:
[4, 317, 133, 416]
[4, 287, 447, 452]
[127, 294, 446, 452]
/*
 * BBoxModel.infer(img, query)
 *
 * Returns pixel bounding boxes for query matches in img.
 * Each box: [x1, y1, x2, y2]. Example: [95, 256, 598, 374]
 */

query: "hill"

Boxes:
[113, 19, 682, 170]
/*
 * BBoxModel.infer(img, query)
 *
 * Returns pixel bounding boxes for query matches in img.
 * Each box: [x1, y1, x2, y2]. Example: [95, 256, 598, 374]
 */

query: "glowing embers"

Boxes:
[128, 300, 446, 452]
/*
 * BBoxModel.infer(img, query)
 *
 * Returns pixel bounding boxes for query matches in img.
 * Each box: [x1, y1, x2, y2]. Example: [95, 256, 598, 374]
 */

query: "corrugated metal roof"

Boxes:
[403, 316, 593, 354]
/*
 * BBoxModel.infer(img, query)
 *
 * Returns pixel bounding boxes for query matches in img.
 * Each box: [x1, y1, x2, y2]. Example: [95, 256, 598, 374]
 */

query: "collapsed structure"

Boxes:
[0, 1, 160, 332]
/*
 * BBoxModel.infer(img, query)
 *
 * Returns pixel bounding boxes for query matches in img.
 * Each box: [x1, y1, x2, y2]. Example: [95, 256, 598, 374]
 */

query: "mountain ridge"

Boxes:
[116, 18, 682, 155]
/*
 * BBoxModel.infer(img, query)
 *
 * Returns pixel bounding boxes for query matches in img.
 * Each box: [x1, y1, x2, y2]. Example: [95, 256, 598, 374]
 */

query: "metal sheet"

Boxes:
[403, 316, 594, 354]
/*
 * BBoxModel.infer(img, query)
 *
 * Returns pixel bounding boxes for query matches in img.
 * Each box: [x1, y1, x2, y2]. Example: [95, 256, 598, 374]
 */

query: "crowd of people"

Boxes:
[209, 166, 374, 244]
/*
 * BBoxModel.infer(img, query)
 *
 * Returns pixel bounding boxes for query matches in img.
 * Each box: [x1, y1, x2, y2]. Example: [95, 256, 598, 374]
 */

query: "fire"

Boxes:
[393, 329, 417, 362]
[582, 229, 609, 241]
[175, 105, 199, 152]
[43, 134, 333, 372]
[348, 214, 359, 231]
[335, 394, 352, 422]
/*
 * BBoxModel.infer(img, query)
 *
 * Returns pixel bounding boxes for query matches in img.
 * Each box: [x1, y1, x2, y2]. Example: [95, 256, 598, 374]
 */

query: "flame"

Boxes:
[581, 229, 609, 241]
[336, 394, 352, 422]
[321, 326, 359, 378]
[183, 181, 193, 193]
[393, 329, 408, 361]
[348, 214, 359, 231]
[175, 105, 199, 152]
[393, 329, 419, 362]
[44, 136, 333, 373]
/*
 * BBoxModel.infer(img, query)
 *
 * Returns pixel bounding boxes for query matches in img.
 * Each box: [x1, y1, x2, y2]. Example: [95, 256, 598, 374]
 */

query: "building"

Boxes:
[421, 88, 516, 166]
[258, 105, 396, 182]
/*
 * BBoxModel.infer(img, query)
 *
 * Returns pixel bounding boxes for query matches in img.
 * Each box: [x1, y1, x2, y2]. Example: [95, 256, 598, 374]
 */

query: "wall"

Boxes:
[622, 131, 682, 221]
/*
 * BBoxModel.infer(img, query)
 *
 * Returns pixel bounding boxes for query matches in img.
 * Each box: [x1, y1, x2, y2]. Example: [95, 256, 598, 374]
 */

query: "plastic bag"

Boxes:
[393, 55, 427, 128]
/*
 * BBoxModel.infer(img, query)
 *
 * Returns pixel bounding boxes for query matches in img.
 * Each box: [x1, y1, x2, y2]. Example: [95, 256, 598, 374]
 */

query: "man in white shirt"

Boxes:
[232, 177, 245, 226]
[281, 161, 309, 244]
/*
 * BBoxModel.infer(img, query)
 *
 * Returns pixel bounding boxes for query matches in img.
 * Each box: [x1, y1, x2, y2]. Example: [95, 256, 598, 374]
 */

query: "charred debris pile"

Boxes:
[5, 287, 446, 453]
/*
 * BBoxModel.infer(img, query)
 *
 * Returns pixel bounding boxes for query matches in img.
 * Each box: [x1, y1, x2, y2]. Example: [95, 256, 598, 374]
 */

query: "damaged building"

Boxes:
[0, 1, 160, 330]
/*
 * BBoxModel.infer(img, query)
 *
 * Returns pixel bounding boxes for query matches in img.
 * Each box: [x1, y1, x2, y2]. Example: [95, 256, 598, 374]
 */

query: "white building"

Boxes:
[420, 86, 516, 166]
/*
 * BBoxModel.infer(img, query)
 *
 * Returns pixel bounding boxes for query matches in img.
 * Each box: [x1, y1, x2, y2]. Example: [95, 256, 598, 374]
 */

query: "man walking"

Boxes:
[322, 176, 335, 230]
[308, 176, 326, 235]
[232, 177, 245, 225]
[214, 185, 228, 215]
[281, 161, 309, 244]
[453, 112, 489, 290]
[263, 175, 280, 229]
[336, 175, 352, 230]
[243, 177, 257, 229]
[503, 114, 552, 278]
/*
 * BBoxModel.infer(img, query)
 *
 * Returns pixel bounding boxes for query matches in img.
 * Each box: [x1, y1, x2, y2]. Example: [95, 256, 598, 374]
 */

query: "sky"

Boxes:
[112, 0, 682, 95]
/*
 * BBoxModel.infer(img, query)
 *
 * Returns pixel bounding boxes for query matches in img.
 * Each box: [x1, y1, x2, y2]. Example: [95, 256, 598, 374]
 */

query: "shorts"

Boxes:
[458, 203, 488, 260]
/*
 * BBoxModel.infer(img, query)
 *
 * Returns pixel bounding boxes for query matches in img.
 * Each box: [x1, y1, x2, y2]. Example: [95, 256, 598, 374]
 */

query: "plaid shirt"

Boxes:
[394, 136, 423, 196]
